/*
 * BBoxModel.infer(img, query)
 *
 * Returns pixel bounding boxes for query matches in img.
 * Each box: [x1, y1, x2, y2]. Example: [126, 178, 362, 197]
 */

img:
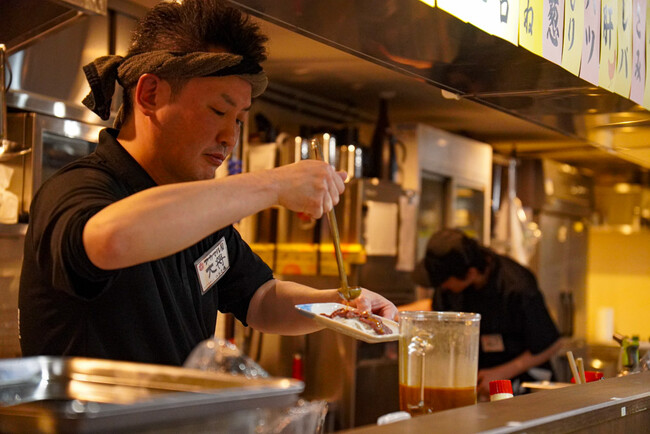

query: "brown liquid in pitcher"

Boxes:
[399, 384, 476, 415]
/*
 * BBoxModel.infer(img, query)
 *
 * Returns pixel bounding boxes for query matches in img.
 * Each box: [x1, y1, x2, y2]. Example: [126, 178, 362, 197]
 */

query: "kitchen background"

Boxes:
[1, 0, 649, 430]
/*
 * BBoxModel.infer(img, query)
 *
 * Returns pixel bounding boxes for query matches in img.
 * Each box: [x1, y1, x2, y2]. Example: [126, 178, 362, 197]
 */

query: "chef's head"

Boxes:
[413, 228, 489, 293]
[82, 0, 268, 128]
[121, 0, 268, 120]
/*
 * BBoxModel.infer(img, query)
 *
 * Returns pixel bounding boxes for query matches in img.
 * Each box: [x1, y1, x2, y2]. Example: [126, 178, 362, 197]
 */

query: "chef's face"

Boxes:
[439, 269, 475, 293]
[150, 75, 252, 184]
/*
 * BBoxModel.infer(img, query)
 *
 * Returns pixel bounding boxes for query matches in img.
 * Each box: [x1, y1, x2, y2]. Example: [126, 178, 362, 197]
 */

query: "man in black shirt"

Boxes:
[19, 0, 397, 365]
[404, 229, 561, 399]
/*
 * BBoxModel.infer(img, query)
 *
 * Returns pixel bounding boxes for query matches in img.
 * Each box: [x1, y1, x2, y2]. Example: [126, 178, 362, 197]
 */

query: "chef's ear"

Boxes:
[134, 73, 170, 117]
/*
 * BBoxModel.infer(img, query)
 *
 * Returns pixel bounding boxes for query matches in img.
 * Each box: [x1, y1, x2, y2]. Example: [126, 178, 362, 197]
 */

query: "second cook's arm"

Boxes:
[477, 339, 563, 397]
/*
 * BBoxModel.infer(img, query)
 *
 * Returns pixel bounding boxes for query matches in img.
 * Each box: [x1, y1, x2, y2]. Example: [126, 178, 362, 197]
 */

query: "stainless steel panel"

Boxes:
[416, 173, 447, 262]
[566, 220, 588, 340]
[534, 214, 588, 339]
[517, 158, 595, 218]
[0, 0, 106, 55]
[536, 213, 572, 336]
[517, 158, 592, 341]
[0, 356, 303, 433]
[6, 112, 103, 218]
[7, 13, 111, 125]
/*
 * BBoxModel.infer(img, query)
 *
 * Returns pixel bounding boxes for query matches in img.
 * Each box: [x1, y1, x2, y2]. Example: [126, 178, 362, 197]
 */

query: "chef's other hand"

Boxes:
[477, 367, 508, 401]
[271, 160, 346, 219]
[346, 288, 398, 322]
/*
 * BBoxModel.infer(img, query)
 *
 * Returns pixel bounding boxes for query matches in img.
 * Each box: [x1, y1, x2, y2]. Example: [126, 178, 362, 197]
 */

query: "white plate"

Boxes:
[295, 303, 399, 343]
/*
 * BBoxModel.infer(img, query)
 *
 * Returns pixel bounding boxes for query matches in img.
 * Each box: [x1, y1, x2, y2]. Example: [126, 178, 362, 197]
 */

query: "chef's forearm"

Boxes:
[246, 279, 340, 335]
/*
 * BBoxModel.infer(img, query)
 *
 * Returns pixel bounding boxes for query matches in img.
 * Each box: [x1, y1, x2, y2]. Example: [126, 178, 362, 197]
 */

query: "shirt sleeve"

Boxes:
[215, 226, 273, 325]
[29, 166, 122, 297]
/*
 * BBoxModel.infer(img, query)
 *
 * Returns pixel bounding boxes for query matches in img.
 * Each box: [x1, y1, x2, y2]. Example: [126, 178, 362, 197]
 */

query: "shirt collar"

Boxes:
[95, 128, 158, 193]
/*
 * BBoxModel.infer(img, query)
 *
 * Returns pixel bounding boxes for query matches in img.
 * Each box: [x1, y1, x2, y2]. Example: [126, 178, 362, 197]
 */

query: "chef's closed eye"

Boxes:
[209, 106, 244, 128]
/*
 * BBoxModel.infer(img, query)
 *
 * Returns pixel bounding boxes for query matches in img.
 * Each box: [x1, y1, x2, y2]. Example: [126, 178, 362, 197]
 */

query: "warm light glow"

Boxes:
[441, 89, 460, 100]
[544, 179, 555, 196]
[614, 183, 632, 194]
[16, 93, 28, 107]
[561, 164, 577, 174]
[53, 102, 66, 118]
[64, 120, 81, 138]
[620, 225, 633, 235]
[419, 0, 435, 7]
[591, 358, 603, 369]
[517, 207, 527, 222]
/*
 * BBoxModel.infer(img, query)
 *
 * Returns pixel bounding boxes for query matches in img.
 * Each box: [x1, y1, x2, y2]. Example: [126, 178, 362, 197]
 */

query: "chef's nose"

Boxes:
[217, 120, 239, 150]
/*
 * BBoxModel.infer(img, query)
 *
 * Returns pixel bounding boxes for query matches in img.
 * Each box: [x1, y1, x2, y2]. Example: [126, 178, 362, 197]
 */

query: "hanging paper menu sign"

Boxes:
[630, 0, 647, 104]
[543, 0, 565, 65]
[562, 0, 584, 76]
[642, 3, 650, 108]
[519, 0, 544, 55]
[492, 0, 521, 45]
[436, 0, 494, 36]
[437, 0, 519, 44]
[580, 0, 601, 85]
[613, 0, 633, 97]
[468, 0, 498, 35]
[436, 0, 473, 24]
[599, 0, 618, 90]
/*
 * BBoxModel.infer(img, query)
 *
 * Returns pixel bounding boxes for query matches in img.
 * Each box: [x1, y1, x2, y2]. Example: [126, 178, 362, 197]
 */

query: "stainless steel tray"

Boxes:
[0, 356, 303, 433]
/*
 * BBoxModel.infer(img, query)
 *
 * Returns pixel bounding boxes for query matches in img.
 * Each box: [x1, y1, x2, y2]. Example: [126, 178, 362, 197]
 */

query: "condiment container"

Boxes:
[489, 380, 514, 401]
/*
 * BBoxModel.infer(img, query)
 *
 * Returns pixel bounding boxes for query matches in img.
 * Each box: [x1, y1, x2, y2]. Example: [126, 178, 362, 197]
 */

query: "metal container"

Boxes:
[0, 356, 303, 433]
[338, 145, 363, 181]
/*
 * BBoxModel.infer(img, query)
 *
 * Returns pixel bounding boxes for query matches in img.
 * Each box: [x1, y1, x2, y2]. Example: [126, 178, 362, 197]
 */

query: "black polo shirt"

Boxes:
[433, 252, 560, 382]
[19, 129, 273, 365]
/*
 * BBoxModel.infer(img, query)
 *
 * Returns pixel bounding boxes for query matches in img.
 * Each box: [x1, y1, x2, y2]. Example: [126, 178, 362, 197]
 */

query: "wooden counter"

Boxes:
[342, 371, 650, 433]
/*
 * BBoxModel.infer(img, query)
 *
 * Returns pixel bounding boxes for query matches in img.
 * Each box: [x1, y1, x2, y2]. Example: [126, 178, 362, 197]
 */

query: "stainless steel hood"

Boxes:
[0, 0, 107, 55]
[226, 0, 650, 177]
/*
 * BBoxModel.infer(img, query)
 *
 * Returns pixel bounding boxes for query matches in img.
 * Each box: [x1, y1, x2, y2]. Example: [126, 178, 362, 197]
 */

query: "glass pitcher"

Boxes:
[399, 311, 481, 415]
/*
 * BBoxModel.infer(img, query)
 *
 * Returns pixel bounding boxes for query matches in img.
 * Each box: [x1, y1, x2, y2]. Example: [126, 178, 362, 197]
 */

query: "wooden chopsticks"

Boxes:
[566, 351, 587, 384]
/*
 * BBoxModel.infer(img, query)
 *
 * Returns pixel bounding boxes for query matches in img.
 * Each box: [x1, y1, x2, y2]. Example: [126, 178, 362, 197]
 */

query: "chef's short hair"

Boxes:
[121, 0, 267, 121]
[413, 228, 489, 287]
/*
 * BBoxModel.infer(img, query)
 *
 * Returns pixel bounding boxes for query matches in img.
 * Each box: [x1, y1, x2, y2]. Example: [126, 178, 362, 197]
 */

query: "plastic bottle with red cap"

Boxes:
[291, 353, 304, 381]
[489, 380, 514, 401]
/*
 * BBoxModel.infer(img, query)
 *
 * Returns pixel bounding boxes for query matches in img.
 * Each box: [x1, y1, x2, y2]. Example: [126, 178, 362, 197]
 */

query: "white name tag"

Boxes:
[481, 334, 505, 353]
[194, 237, 230, 294]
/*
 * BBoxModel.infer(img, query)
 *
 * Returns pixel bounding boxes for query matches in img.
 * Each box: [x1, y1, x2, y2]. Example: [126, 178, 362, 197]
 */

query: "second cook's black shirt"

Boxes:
[433, 252, 560, 382]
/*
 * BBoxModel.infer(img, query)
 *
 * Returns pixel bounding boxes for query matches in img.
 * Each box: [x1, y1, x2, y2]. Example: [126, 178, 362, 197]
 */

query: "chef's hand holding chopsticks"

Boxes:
[271, 160, 347, 219]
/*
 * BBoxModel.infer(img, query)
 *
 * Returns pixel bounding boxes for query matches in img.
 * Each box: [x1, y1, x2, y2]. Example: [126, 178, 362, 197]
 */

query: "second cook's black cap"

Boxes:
[413, 228, 486, 287]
